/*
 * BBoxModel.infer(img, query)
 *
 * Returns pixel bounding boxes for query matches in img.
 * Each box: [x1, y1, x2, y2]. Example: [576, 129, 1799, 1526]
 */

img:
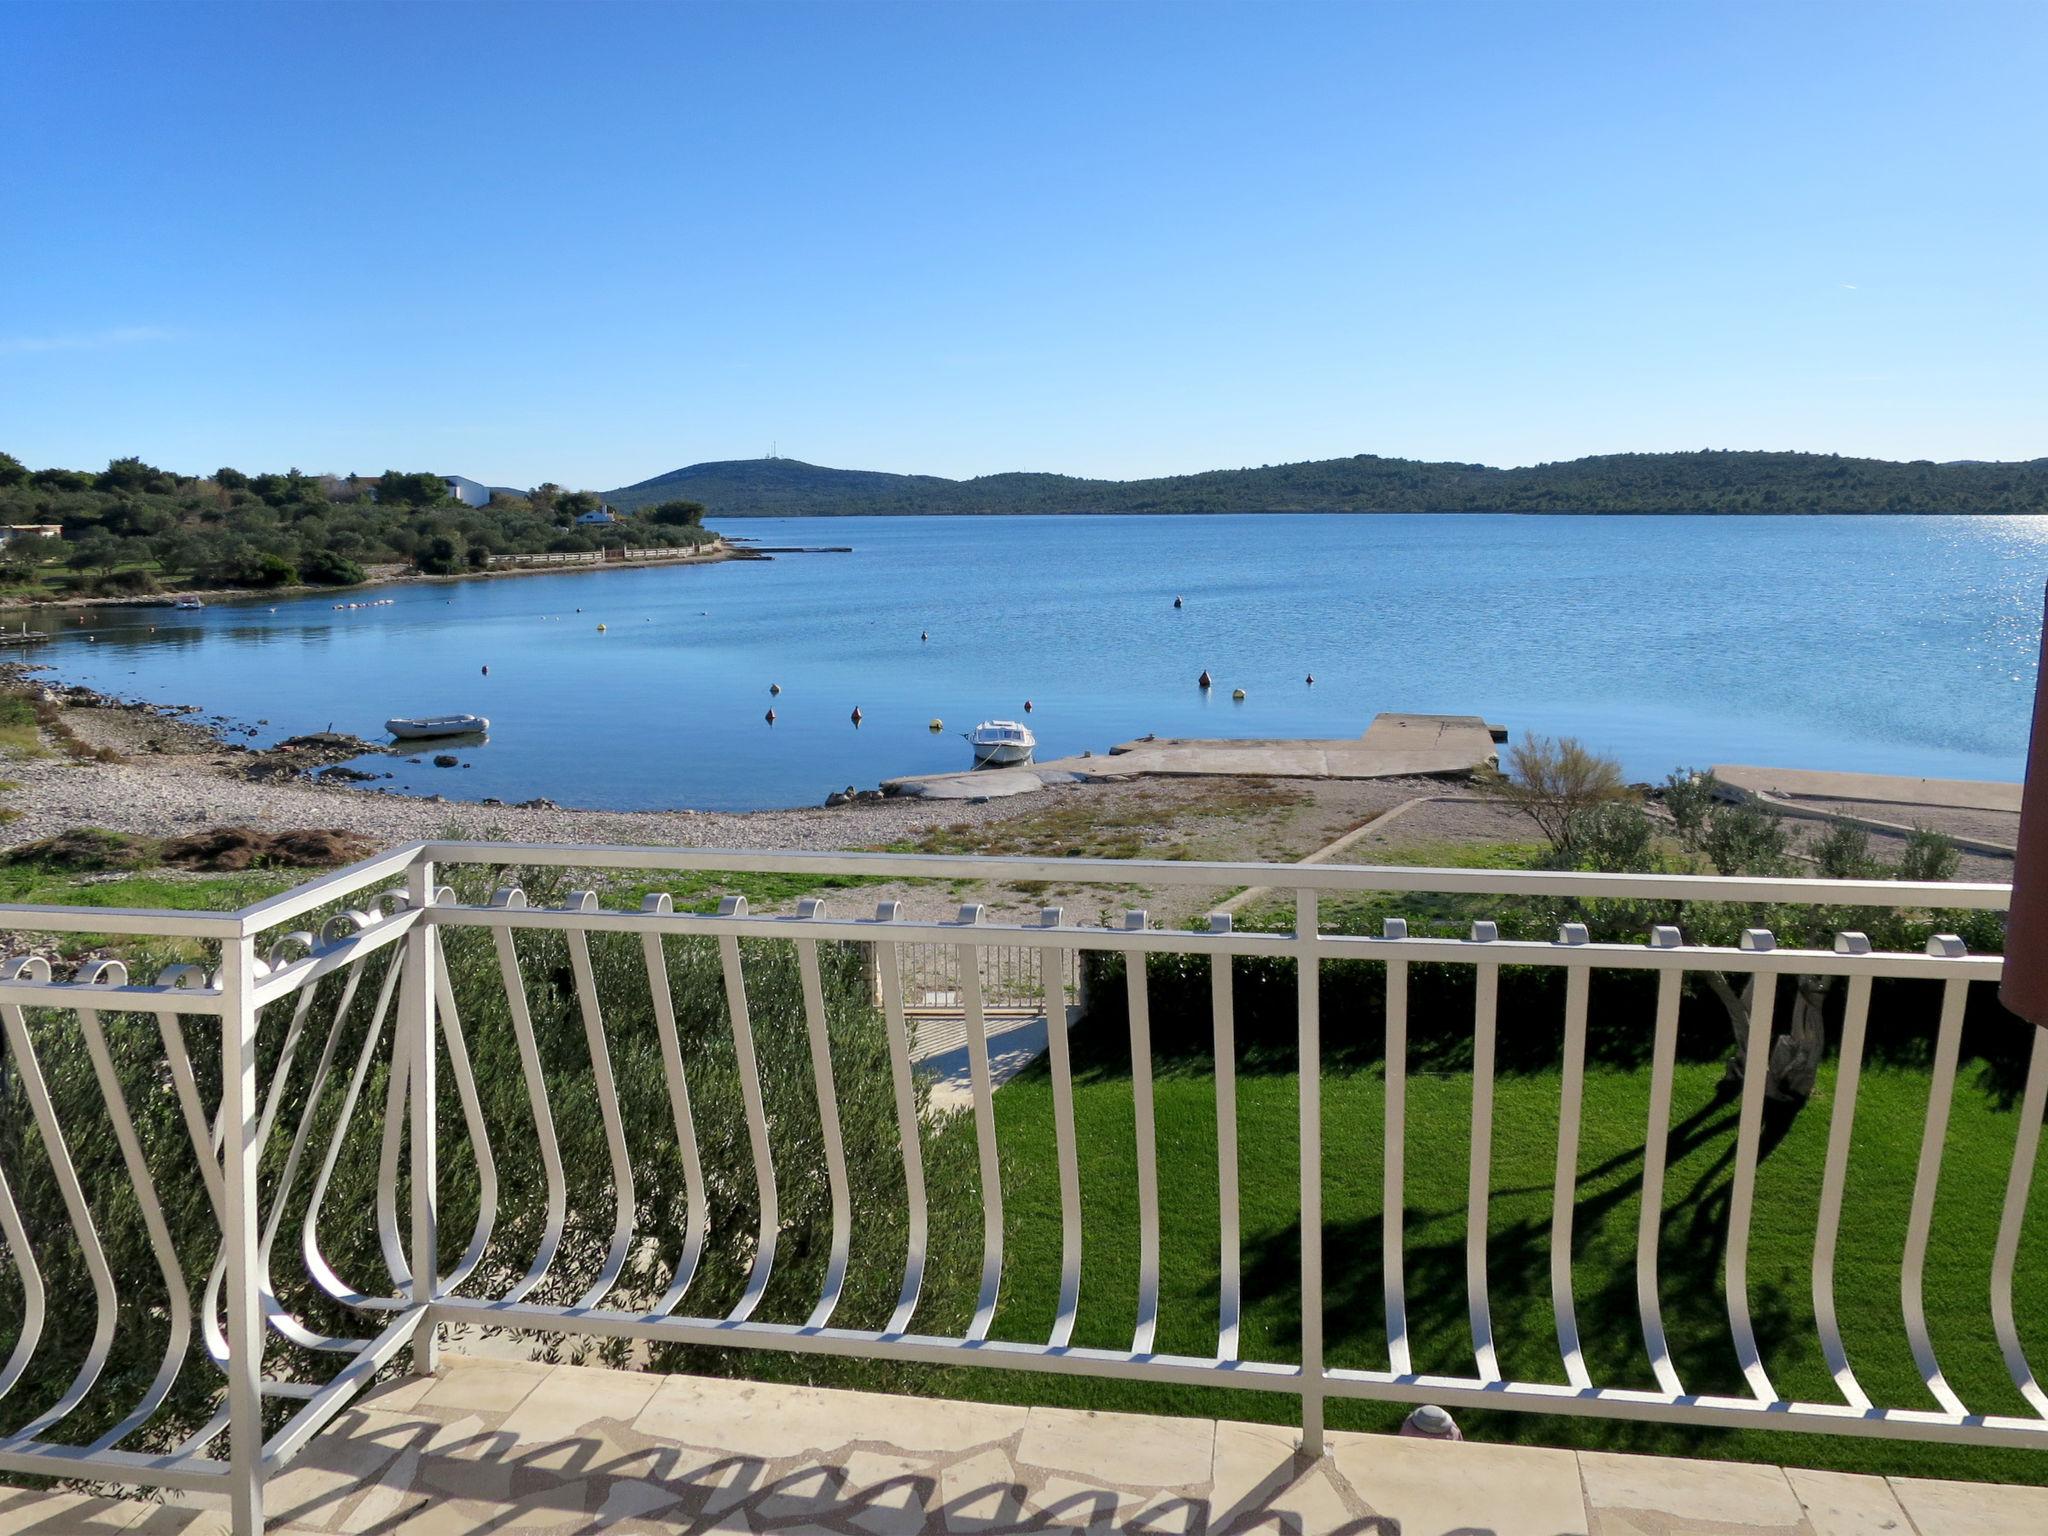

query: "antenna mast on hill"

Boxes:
[768, 441, 777, 460]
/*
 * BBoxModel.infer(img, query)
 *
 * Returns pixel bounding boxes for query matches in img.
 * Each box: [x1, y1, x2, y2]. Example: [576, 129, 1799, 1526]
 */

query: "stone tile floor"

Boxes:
[4, 1355, 2047, 1535]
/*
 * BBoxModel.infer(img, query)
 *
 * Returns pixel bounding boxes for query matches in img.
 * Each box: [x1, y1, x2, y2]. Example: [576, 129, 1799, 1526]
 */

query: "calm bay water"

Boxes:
[25, 514, 2047, 811]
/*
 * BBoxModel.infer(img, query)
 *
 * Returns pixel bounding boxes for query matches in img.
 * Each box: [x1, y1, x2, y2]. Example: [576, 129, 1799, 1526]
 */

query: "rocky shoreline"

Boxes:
[0, 664, 1061, 852]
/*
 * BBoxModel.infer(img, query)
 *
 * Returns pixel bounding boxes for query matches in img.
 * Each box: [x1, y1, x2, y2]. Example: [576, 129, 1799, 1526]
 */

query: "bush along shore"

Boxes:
[0, 450, 720, 603]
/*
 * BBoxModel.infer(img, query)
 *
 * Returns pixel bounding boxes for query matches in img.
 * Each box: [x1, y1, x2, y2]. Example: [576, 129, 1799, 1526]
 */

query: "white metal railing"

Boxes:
[0, 842, 2032, 1534]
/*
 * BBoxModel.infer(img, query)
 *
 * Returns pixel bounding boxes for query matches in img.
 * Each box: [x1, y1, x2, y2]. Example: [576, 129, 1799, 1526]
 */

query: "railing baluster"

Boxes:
[488, 893, 568, 1306]
[1124, 910, 1161, 1355]
[873, 906, 927, 1335]
[795, 900, 853, 1330]
[1550, 928, 1592, 1389]
[402, 861, 437, 1377]
[1040, 909, 1083, 1349]
[1812, 947, 1874, 1409]
[1382, 920, 1411, 1377]
[959, 905, 1004, 1342]
[1902, 954, 1971, 1416]
[0, 963, 119, 1440]
[1993, 1014, 2048, 1418]
[257, 947, 376, 1352]
[1466, 926, 1501, 1382]
[562, 896, 634, 1310]
[717, 899, 779, 1322]
[1296, 887, 1324, 1456]
[1636, 944, 1686, 1397]
[0, 1088, 46, 1405]
[638, 896, 708, 1316]
[431, 957, 500, 1292]
[75, 965, 195, 1448]
[304, 949, 408, 1309]
[1210, 914, 1241, 1362]
[219, 934, 266, 1535]
[1725, 933, 1780, 1404]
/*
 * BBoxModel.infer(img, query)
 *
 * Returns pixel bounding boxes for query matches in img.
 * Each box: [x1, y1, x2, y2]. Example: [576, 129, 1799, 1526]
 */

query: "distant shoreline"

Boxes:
[0, 537, 740, 611]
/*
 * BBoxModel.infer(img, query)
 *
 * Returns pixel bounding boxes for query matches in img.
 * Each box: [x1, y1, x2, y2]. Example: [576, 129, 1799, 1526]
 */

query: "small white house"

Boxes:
[443, 475, 492, 508]
[0, 524, 62, 547]
[574, 509, 617, 526]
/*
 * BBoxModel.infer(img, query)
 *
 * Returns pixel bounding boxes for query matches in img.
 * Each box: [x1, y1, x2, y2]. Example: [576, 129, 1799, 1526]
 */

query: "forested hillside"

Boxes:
[0, 453, 710, 596]
[608, 449, 2048, 517]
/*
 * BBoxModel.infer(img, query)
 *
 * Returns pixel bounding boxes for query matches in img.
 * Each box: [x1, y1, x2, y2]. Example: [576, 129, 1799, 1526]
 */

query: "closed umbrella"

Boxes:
[2002, 584, 2048, 1026]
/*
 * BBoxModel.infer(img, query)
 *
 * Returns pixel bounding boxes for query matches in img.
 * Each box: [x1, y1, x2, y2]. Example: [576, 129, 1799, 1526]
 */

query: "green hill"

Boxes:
[606, 450, 2048, 517]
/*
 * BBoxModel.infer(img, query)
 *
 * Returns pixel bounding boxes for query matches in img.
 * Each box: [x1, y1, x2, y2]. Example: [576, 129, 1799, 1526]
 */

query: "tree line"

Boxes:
[607, 449, 2048, 517]
[0, 451, 712, 595]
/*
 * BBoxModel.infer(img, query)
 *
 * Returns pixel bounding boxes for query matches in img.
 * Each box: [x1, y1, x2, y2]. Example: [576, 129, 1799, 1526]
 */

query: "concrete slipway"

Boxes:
[882, 711, 1506, 800]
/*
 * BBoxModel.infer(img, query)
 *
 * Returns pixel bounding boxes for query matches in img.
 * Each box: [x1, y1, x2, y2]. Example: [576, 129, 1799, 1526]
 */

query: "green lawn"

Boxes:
[791, 998, 2048, 1486]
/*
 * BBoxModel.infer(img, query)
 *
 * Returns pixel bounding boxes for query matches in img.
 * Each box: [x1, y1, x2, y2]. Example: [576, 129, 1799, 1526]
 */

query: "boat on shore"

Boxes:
[386, 713, 490, 740]
[173, 598, 204, 611]
[966, 719, 1035, 766]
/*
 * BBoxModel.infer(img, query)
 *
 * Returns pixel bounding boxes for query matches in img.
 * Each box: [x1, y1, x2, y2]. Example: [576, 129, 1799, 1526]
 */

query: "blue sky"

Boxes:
[3, 0, 2044, 489]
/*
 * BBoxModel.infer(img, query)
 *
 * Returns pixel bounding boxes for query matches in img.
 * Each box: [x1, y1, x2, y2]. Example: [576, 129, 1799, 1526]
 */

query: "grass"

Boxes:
[759, 985, 2048, 1487]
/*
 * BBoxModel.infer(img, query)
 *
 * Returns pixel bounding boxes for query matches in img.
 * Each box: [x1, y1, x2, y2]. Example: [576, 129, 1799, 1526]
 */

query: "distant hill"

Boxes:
[607, 450, 2048, 517]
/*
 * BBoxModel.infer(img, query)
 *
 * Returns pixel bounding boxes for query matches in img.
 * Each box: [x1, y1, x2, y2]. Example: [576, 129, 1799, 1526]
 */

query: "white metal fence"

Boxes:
[0, 843, 2033, 1533]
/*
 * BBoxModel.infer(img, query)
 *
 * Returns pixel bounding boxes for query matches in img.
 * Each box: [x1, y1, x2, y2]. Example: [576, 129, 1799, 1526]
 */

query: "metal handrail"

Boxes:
[0, 844, 2032, 1536]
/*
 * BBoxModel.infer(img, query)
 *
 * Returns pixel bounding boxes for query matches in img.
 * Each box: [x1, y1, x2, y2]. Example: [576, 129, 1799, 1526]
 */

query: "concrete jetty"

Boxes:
[1711, 763, 2022, 814]
[882, 712, 1504, 800]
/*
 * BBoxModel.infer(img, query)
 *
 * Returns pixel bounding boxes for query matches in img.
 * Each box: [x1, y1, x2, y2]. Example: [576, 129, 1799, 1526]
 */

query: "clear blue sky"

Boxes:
[3, 0, 2044, 489]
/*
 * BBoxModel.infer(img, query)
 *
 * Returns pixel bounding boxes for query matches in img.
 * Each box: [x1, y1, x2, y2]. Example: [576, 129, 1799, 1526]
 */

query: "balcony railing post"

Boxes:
[219, 932, 266, 1536]
[1296, 886, 1324, 1457]
[403, 857, 440, 1375]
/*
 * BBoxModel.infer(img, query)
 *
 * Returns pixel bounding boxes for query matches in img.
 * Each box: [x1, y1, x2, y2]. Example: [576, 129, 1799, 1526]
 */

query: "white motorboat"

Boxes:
[386, 713, 490, 740]
[173, 598, 204, 611]
[966, 719, 1036, 766]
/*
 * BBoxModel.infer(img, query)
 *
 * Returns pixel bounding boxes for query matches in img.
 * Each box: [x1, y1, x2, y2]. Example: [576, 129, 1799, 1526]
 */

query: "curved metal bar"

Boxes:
[1636, 962, 1686, 1398]
[153, 968, 227, 1224]
[638, 900, 708, 1316]
[238, 958, 369, 1353]
[487, 892, 569, 1307]
[1992, 1019, 2048, 1419]
[873, 912, 927, 1336]
[563, 905, 635, 1310]
[0, 1031, 49, 1406]
[375, 1041, 411, 1291]
[430, 960, 499, 1292]
[1901, 974, 1970, 1417]
[1208, 924, 1238, 1361]
[1383, 946, 1410, 1377]
[256, 944, 378, 1353]
[794, 906, 852, 1330]
[1724, 961, 1779, 1404]
[73, 964, 195, 1450]
[304, 948, 409, 1309]
[0, 958, 120, 1439]
[1812, 967, 1874, 1409]
[716, 904, 779, 1323]
[1122, 916, 1159, 1355]
[1466, 950, 1501, 1383]
[959, 916, 1004, 1344]
[1550, 957, 1592, 1389]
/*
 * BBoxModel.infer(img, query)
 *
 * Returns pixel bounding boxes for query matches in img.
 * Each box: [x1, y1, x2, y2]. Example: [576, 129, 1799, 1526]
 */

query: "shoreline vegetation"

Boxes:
[605, 448, 2048, 517]
[0, 450, 720, 604]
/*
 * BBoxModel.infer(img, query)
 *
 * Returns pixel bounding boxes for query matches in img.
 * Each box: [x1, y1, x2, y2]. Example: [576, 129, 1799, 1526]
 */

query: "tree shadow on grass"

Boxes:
[1237, 1084, 1807, 1403]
